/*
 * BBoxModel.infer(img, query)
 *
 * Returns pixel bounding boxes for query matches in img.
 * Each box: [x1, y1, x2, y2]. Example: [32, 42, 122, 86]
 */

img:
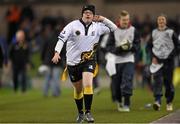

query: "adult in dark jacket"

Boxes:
[40, 25, 65, 97]
[9, 30, 30, 93]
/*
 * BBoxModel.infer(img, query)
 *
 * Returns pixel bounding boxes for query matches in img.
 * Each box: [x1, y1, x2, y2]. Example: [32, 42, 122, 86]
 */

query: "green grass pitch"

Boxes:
[0, 86, 180, 123]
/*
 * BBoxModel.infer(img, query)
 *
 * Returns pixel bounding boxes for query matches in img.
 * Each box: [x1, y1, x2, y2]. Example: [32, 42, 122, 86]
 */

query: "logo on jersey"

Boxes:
[70, 75, 75, 80]
[75, 30, 81, 35]
[89, 65, 93, 70]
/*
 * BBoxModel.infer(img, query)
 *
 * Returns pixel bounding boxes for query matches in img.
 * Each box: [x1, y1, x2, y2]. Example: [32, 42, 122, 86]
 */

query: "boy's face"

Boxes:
[157, 16, 167, 28]
[119, 15, 130, 28]
[82, 10, 94, 24]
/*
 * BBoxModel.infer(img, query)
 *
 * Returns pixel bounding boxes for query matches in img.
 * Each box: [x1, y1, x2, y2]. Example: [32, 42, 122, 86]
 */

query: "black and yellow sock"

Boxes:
[84, 86, 93, 113]
[74, 89, 84, 114]
[75, 98, 83, 114]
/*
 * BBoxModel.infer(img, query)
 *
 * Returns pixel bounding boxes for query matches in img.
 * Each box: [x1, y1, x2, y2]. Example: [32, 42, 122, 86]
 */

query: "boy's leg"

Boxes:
[68, 65, 84, 123]
[152, 69, 163, 110]
[73, 80, 84, 123]
[82, 61, 96, 122]
[73, 80, 84, 113]
[112, 64, 122, 104]
[163, 63, 175, 111]
[83, 72, 94, 113]
[83, 72, 94, 123]
[121, 62, 134, 111]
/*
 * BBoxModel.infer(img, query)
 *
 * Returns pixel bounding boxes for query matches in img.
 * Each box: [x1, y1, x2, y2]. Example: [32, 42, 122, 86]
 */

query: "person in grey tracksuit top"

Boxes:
[106, 10, 140, 112]
[147, 14, 180, 111]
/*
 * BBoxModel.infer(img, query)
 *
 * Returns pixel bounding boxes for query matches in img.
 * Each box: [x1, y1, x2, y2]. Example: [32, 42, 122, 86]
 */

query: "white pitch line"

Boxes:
[150, 109, 180, 124]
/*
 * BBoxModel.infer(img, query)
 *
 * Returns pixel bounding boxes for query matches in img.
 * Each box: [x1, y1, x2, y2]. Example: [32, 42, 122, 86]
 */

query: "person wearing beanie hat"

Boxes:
[82, 5, 95, 15]
[52, 4, 117, 123]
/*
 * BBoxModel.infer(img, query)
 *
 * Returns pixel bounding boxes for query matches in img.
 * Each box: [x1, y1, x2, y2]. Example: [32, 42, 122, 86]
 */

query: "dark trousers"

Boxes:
[111, 62, 135, 104]
[12, 66, 27, 92]
[142, 65, 152, 90]
[153, 60, 175, 104]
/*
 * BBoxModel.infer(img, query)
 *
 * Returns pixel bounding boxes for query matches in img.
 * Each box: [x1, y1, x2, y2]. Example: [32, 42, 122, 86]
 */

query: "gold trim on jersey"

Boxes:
[61, 63, 98, 81]
[61, 66, 68, 81]
[60, 43, 99, 81]
[80, 43, 98, 63]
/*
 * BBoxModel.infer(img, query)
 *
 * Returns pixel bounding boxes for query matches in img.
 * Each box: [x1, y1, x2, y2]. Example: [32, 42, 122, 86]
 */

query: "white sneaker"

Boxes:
[84, 112, 94, 123]
[76, 112, 84, 123]
[166, 103, 173, 111]
[153, 101, 161, 111]
[118, 105, 130, 112]
[117, 102, 123, 111]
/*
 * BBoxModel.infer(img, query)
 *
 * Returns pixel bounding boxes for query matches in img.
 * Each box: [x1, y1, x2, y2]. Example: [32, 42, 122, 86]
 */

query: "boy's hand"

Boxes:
[52, 52, 61, 64]
[152, 57, 158, 64]
[93, 15, 105, 22]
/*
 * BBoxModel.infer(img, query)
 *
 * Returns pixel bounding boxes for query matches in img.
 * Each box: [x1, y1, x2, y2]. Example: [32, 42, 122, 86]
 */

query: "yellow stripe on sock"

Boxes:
[74, 89, 83, 99]
[84, 86, 93, 94]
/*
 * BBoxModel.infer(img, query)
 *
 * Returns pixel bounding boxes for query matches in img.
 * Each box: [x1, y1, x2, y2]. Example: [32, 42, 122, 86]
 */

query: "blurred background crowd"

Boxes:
[0, 0, 180, 97]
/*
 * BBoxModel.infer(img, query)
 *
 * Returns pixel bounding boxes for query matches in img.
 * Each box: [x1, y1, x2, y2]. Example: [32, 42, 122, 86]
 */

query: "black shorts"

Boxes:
[67, 60, 96, 83]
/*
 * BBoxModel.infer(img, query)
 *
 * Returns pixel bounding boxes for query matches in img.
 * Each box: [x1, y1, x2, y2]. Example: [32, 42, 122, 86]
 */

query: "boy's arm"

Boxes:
[52, 22, 72, 64]
[94, 15, 117, 35]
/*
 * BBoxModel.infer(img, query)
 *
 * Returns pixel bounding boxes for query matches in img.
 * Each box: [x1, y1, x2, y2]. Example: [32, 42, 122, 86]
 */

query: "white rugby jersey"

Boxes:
[55, 18, 117, 65]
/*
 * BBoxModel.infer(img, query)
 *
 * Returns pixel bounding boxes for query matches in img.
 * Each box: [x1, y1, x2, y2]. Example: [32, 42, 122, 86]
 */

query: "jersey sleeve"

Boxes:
[98, 18, 117, 35]
[55, 22, 72, 53]
[98, 23, 111, 35]
[58, 22, 72, 43]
